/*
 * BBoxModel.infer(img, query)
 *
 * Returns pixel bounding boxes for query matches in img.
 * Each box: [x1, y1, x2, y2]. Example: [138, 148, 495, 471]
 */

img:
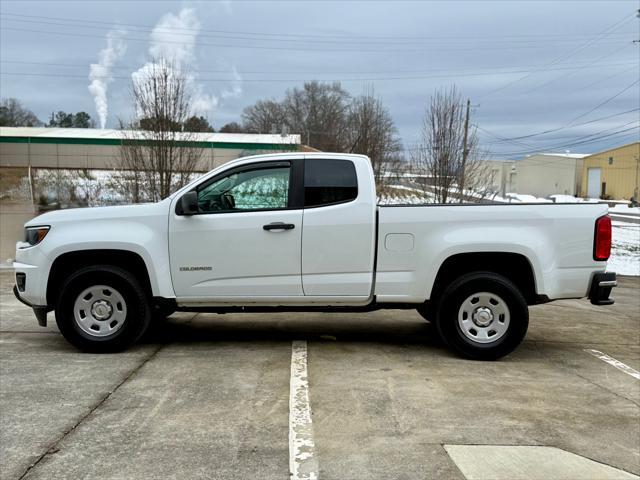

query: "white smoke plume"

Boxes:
[88, 29, 127, 129]
[221, 66, 243, 100]
[132, 7, 242, 117]
[149, 8, 199, 68]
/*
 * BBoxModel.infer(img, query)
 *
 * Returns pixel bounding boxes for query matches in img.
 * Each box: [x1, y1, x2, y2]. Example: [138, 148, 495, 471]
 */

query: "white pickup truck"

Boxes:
[13, 152, 616, 359]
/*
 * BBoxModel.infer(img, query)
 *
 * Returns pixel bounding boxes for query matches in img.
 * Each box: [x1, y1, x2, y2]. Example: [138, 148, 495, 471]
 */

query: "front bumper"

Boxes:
[13, 284, 49, 327]
[588, 272, 616, 306]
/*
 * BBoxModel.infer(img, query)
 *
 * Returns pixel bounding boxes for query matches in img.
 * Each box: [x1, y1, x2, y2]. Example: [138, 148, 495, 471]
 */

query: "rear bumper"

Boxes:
[13, 284, 49, 327]
[588, 272, 616, 306]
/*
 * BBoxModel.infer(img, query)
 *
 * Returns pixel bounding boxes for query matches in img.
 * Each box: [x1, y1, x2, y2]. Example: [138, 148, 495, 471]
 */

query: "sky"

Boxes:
[0, 0, 638, 158]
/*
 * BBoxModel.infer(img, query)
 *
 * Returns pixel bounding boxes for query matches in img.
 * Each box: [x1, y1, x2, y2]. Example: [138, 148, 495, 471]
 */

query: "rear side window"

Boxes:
[304, 159, 358, 207]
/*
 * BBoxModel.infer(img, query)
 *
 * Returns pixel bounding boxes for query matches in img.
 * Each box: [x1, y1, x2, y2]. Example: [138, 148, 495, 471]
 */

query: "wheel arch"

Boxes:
[430, 252, 541, 305]
[47, 249, 153, 306]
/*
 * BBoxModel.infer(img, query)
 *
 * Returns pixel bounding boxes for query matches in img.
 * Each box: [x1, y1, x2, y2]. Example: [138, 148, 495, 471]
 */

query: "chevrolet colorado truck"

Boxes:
[13, 152, 616, 359]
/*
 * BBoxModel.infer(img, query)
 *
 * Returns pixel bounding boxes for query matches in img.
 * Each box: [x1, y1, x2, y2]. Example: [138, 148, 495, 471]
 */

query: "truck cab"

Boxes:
[169, 153, 377, 303]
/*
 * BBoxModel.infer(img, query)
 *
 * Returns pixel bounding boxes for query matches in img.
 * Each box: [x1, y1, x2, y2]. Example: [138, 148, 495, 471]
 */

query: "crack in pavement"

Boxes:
[17, 344, 164, 479]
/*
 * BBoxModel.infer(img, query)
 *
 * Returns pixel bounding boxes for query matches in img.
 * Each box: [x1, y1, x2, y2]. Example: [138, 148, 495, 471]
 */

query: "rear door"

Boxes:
[301, 157, 376, 296]
[169, 159, 305, 298]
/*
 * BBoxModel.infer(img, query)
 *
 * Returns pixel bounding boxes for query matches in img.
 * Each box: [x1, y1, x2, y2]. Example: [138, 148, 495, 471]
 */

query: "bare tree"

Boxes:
[240, 81, 406, 187]
[242, 100, 286, 134]
[412, 86, 487, 203]
[346, 87, 403, 191]
[118, 59, 204, 202]
[0, 98, 42, 126]
[283, 81, 350, 151]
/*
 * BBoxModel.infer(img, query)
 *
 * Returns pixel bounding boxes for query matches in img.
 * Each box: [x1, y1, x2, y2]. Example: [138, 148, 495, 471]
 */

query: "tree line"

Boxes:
[2, 98, 247, 134]
[0, 99, 96, 128]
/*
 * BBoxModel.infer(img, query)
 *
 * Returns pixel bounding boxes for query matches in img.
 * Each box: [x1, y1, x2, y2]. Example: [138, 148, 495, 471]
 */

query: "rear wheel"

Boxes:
[435, 272, 528, 360]
[55, 265, 151, 352]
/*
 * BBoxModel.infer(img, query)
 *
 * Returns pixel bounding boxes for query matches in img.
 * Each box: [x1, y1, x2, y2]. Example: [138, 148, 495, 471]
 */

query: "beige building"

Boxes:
[510, 153, 587, 198]
[580, 142, 640, 200]
[480, 159, 516, 197]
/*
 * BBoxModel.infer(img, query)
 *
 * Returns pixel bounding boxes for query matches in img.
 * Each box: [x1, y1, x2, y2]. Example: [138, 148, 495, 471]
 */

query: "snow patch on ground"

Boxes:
[378, 185, 435, 205]
[610, 203, 640, 214]
[548, 194, 599, 204]
[609, 222, 640, 276]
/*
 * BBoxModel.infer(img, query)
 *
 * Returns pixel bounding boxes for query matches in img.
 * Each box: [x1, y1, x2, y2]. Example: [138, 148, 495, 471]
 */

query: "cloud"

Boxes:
[88, 28, 127, 129]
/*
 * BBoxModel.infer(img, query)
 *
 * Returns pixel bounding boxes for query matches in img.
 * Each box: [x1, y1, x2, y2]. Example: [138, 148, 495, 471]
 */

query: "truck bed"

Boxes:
[374, 202, 609, 303]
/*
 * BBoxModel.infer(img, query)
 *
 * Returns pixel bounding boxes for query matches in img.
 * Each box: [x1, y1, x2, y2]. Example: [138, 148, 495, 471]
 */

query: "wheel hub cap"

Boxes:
[472, 307, 494, 327]
[457, 292, 511, 344]
[91, 300, 113, 320]
[73, 285, 127, 338]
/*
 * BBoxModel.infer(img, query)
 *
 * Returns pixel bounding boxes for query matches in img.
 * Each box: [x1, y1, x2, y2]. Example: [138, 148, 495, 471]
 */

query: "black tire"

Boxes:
[55, 265, 151, 352]
[435, 271, 528, 360]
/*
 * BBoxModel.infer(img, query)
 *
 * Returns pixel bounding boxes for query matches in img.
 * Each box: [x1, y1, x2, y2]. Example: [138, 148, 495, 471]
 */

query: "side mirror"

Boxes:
[180, 191, 199, 215]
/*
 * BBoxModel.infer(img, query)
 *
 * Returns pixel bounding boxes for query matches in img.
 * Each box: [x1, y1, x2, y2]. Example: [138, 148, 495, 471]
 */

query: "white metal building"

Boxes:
[510, 153, 588, 198]
[0, 127, 301, 171]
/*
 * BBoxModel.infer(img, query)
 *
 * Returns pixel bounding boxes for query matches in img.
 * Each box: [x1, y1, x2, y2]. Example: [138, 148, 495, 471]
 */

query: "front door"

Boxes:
[169, 160, 303, 299]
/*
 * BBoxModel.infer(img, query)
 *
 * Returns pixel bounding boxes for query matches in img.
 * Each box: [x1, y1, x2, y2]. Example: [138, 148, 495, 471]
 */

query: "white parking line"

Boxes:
[584, 349, 640, 380]
[289, 340, 319, 480]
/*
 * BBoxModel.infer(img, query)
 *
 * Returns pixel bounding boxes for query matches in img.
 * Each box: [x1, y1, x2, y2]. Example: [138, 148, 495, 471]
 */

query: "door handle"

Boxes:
[263, 222, 295, 231]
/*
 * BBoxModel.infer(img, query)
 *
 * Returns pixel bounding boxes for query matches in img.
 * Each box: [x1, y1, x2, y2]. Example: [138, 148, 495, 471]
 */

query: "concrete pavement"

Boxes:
[0, 272, 638, 479]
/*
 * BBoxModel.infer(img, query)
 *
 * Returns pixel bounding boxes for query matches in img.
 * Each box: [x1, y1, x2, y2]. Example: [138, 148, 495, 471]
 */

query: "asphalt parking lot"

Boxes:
[0, 271, 638, 480]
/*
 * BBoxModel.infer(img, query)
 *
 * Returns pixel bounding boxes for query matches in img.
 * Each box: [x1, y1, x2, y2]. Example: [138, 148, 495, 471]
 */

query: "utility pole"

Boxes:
[460, 98, 471, 197]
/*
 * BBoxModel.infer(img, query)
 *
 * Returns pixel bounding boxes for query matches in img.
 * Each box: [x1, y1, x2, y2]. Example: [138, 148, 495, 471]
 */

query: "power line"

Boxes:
[481, 124, 639, 157]
[478, 124, 637, 160]
[2, 61, 637, 83]
[477, 78, 640, 146]
[1, 59, 636, 78]
[477, 12, 636, 100]
[566, 78, 640, 124]
[522, 43, 635, 94]
[1, 13, 636, 46]
[409, 122, 638, 154]
[483, 108, 640, 146]
[4, 25, 632, 54]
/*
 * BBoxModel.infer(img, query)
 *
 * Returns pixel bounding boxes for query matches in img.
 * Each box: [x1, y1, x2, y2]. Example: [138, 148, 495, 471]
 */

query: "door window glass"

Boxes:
[304, 159, 358, 207]
[198, 166, 290, 213]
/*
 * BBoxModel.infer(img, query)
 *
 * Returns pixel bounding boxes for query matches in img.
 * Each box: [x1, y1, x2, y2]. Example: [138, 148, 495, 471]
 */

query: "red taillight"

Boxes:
[594, 215, 612, 261]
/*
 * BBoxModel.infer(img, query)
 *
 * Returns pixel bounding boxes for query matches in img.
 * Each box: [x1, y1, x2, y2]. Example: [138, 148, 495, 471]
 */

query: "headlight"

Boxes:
[22, 226, 50, 248]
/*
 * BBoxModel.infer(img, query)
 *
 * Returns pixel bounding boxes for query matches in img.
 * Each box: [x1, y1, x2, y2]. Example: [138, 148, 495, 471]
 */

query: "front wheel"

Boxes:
[55, 265, 151, 352]
[435, 272, 528, 360]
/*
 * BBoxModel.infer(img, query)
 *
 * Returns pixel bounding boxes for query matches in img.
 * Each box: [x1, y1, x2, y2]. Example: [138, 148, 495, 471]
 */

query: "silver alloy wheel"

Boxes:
[457, 291, 510, 344]
[73, 285, 127, 337]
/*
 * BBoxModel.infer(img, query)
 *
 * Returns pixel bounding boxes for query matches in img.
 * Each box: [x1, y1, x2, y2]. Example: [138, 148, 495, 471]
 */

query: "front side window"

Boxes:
[197, 165, 290, 213]
[304, 159, 358, 207]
